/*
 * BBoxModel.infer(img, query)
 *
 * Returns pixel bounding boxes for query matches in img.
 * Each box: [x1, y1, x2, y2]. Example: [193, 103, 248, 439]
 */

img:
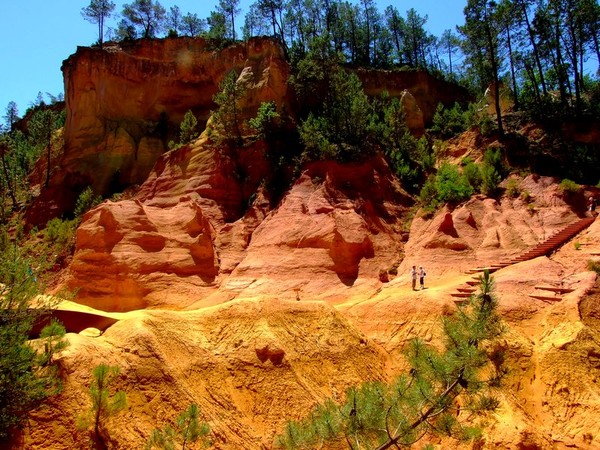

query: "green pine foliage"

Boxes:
[480, 164, 501, 197]
[430, 102, 469, 137]
[559, 179, 581, 194]
[462, 157, 482, 191]
[434, 162, 474, 204]
[179, 110, 199, 145]
[0, 246, 68, 441]
[78, 364, 127, 448]
[277, 271, 504, 450]
[248, 102, 280, 140]
[298, 68, 373, 163]
[480, 148, 505, 197]
[146, 403, 211, 450]
[505, 178, 520, 198]
[44, 218, 77, 250]
[74, 186, 103, 218]
[210, 70, 245, 145]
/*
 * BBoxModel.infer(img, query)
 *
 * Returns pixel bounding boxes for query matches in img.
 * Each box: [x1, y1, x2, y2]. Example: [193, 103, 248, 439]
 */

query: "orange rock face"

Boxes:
[60, 37, 289, 193]
[356, 68, 471, 123]
[67, 129, 410, 310]
[26, 37, 291, 226]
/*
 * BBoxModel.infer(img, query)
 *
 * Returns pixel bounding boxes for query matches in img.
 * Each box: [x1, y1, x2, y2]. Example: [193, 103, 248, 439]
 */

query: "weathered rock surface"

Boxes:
[24, 215, 600, 450]
[22, 300, 392, 449]
[400, 175, 585, 278]
[66, 132, 410, 310]
[16, 37, 600, 450]
[356, 68, 471, 123]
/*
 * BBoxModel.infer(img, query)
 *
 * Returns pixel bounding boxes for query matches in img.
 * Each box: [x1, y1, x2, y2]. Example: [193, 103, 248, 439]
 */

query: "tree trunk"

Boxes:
[506, 25, 519, 110]
[45, 140, 52, 188]
[0, 145, 18, 210]
[519, 0, 547, 96]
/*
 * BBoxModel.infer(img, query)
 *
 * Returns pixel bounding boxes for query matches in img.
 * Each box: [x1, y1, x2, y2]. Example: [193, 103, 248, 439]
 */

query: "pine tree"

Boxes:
[179, 110, 199, 145]
[78, 364, 127, 449]
[146, 403, 211, 450]
[0, 246, 68, 441]
[121, 0, 166, 39]
[277, 271, 504, 450]
[81, 0, 116, 48]
[210, 70, 246, 145]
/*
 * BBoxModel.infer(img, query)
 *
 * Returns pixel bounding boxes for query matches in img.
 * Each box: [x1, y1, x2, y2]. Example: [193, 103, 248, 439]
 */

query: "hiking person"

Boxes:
[419, 266, 426, 289]
[411, 265, 417, 291]
[589, 196, 598, 216]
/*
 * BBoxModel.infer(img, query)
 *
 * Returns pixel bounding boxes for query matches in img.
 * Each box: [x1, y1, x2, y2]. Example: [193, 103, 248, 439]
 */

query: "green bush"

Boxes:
[481, 165, 501, 197]
[587, 259, 600, 274]
[298, 113, 335, 160]
[430, 103, 467, 137]
[462, 159, 482, 191]
[249, 101, 280, 139]
[44, 218, 76, 247]
[559, 179, 580, 194]
[479, 148, 505, 197]
[419, 175, 439, 208]
[74, 186, 102, 218]
[180, 109, 199, 144]
[435, 162, 473, 204]
[483, 148, 506, 177]
[0, 247, 68, 440]
[505, 178, 520, 198]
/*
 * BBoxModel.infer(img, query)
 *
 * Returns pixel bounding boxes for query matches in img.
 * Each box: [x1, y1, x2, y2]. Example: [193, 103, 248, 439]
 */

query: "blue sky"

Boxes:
[0, 0, 466, 122]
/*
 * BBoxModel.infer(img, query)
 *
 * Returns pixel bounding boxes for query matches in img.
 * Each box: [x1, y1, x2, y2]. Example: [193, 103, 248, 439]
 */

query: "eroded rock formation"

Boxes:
[16, 37, 600, 450]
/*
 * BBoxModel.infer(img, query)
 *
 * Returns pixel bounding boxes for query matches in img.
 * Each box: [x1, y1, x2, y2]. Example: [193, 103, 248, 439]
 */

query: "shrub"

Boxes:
[559, 179, 580, 194]
[505, 178, 520, 198]
[483, 148, 506, 177]
[74, 186, 102, 218]
[44, 218, 76, 247]
[298, 113, 335, 160]
[480, 148, 504, 197]
[481, 164, 501, 197]
[78, 364, 127, 447]
[248, 101, 280, 139]
[0, 248, 68, 440]
[587, 259, 600, 274]
[419, 175, 438, 208]
[430, 102, 467, 137]
[463, 159, 482, 191]
[179, 109, 199, 144]
[435, 162, 473, 204]
[146, 404, 211, 450]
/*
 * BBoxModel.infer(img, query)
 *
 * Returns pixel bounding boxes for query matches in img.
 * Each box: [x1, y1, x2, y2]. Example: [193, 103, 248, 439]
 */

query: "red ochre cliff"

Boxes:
[14, 37, 600, 450]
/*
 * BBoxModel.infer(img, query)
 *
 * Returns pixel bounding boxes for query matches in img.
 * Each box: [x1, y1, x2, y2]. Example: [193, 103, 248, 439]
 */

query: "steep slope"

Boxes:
[20, 299, 393, 449]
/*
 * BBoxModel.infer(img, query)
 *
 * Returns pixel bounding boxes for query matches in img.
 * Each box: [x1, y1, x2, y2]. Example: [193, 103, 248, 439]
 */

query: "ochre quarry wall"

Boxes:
[25, 37, 291, 226]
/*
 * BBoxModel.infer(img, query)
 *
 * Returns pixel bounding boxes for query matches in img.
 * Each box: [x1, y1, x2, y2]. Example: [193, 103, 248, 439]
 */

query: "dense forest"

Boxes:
[78, 0, 600, 119]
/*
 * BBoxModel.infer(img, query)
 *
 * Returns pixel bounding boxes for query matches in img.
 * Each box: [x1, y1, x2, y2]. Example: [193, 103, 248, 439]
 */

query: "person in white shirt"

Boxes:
[419, 266, 426, 289]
